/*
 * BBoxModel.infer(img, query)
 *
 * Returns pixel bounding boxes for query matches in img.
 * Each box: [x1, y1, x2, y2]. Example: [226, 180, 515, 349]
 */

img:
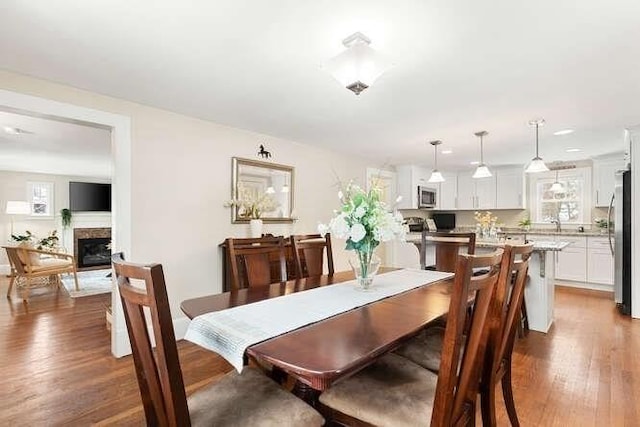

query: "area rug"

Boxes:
[62, 269, 113, 298]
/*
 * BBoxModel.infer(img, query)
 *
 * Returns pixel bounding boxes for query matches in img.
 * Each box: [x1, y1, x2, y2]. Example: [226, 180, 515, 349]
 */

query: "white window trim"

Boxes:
[27, 181, 54, 217]
[528, 167, 592, 225]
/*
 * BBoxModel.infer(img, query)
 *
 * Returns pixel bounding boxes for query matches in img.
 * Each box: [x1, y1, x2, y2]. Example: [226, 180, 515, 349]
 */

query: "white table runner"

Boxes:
[184, 269, 453, 372]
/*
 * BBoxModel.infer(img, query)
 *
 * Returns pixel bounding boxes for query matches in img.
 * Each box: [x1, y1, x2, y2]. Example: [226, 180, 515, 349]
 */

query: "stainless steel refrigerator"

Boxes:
[612, 169, 631, 314]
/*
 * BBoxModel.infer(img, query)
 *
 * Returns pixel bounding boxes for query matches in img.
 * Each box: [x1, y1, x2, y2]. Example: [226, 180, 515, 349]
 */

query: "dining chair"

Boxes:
[111, 253, 323, 427]
[226, 236, 287, 290]
[3, 245, 79, 302]
[290, 233, 334, 278]
[318, 249, 504, 426]
[420, 230, 476, 272]
[480, 243, 533, 427]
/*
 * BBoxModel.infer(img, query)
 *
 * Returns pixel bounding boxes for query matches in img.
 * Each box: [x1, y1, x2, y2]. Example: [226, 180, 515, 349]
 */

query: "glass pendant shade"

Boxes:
[472, 164, 493, 179]
[428, 170, 445, 183]
[526, 119, 549, 173]
[323, 32, 391, 95]
[525, 157, 549, 173]
[428, 140, 445, 183]
[550, 170, 564, 193]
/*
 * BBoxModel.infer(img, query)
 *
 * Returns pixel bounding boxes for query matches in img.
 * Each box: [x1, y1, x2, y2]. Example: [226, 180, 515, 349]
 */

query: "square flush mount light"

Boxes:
[323, 32, 391, 95]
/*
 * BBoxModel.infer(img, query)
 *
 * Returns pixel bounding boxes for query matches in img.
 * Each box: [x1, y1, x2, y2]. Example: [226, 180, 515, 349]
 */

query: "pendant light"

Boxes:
[428, 140, 445, 183]
[472, 131, 492, 178]
[550, 170, 564, 193]
[525, 119, 550, 173]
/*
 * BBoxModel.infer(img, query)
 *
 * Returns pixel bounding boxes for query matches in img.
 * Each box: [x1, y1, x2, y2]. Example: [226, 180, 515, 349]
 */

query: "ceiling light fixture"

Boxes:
[525, 119, 549, 173]
[323, 32, 391, 95]
[553, 129, 574, 136]
[441, 150, 453, 154]
[470, 161, 480, 165]
[427, 140, 445, 183]
[3, 126, 31, 135]
[472, 131, 492, 178]
[566, 148, 581, 153]
[550, 170, 564, 193]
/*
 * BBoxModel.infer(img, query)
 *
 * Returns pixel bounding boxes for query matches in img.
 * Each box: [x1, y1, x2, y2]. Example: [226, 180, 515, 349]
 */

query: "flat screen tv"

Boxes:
[69, 182, 111, 212]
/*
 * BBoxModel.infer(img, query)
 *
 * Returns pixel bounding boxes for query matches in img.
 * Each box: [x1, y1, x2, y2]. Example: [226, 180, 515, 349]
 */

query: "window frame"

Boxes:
[27, 181, 55, 217]
[528, 167, 592, 225]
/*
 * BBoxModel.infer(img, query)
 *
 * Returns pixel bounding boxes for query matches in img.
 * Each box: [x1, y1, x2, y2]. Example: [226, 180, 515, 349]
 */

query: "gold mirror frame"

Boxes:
[231, 157, 295, 223]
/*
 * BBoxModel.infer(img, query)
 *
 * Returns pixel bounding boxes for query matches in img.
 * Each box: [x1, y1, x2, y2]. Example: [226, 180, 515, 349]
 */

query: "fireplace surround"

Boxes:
[73, 227, 111, 271]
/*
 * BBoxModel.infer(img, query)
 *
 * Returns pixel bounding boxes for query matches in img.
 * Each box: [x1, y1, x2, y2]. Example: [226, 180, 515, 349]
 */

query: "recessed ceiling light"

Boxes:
[470, 161, 480, 165]
[441, 150, 453, 154]
[566, 148, 581, 152]
[553, 129, 574, 136]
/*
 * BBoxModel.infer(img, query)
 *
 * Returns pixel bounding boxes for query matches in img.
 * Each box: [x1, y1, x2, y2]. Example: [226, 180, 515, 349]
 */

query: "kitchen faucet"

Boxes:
[551, 218, 561, 232]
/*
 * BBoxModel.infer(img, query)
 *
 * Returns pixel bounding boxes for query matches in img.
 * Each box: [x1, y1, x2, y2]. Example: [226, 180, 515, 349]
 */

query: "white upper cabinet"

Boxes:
[457, 172, 496, 210]
[495, 167, 525, 209]
[396, 165, 430, 209]
[438, 172, 458, 210]
[593, 157, 626, 207]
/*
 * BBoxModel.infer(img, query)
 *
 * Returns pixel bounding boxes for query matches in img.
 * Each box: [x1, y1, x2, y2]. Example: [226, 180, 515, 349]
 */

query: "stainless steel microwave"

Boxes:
[418, 186, 437, 208]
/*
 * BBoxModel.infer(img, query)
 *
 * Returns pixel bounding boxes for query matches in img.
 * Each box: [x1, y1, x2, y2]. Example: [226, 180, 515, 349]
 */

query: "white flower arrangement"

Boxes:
[225, 184, 279, 219]
[318, 181, 406, 254]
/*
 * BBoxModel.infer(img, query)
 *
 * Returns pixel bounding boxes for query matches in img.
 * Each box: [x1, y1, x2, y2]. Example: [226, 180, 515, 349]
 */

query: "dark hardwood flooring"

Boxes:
[1, 278, 638, 425]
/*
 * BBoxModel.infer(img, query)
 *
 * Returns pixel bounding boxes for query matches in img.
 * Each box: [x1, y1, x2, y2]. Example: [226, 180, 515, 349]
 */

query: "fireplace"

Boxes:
[74, 227, 111, 271]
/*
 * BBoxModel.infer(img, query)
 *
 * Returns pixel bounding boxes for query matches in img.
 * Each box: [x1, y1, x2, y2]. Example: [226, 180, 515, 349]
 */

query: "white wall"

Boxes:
[1, 70, 371, 340]
[0, 170, 111, 269]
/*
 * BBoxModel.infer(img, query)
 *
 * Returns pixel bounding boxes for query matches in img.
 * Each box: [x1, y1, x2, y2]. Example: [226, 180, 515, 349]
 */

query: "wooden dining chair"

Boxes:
[421, 230, 476, 272]
[290, 233, 334, 278]
[480, 243, 533, 427]
[318, 249, 504, 426]
[112, 253, 323, 427]
[226, 236, 287, 290]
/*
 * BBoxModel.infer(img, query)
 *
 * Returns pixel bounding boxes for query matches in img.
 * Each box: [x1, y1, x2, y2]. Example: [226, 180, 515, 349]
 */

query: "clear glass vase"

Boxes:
[349, 251, 381, 290]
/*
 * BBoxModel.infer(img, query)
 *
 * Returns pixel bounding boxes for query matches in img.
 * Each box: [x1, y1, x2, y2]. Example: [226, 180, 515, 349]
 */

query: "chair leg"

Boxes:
[480, 382, 497, 427]
[22, 277, 31, 303]
[7, 274, 15, 298]
[519, 295, 530, 337]
[501, 363, 520, 427]
[72, 268, 80, 291]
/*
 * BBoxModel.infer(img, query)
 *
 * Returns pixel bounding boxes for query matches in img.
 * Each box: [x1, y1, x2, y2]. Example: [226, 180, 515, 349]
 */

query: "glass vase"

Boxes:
[349, 251, 381, 290]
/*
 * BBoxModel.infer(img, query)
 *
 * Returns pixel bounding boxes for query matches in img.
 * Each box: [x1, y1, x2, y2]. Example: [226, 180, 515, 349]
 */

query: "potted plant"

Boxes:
[518, 216, 532, 232]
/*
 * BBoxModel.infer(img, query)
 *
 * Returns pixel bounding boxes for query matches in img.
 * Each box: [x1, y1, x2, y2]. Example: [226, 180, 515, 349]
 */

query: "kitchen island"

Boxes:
[403, 233, 569, 333]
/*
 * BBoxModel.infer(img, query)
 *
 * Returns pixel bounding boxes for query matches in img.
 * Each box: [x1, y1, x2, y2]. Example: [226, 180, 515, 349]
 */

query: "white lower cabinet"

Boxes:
[586, 237, 614, 285]
[555, 247, 587, 282]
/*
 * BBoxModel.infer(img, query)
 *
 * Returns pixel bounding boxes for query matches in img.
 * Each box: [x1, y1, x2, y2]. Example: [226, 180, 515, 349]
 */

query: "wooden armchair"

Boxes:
[3, 245, 79, 302]
[226, 237, 287, 290]
[290, 233, 334, 278]
[112, 253, 323, 426]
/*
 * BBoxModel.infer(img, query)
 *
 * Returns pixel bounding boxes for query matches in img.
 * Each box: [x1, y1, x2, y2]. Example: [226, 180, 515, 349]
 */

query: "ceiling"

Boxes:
[1, 0, 639, 173]
[0, 111, 111, 177]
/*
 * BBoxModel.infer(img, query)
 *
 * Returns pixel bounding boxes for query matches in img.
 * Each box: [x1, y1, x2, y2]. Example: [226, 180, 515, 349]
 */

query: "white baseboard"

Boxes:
[555, 280, 614, 293]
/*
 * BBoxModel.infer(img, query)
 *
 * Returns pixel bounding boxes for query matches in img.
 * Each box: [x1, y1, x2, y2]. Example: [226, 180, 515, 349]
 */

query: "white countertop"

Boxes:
[404, 233, 570, 252]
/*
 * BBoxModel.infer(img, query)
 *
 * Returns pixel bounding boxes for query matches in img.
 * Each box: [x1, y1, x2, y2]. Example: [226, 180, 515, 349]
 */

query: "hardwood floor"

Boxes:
[1, 278, 638, 425]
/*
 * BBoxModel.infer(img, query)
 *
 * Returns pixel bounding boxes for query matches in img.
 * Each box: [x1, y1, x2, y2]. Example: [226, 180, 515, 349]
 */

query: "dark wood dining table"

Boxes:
[180, 269, 454, 399]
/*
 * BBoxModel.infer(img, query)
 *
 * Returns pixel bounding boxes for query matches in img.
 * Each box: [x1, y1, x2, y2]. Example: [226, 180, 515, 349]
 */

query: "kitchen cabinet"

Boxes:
[586, 237, 614, 285]
[438, 172, 458, 210]
[495, 167, 525, 209]
[593, 157, 626, 207]
[555, 236, 587, 282]
[396, 165, 430, 209]
[457, 172, 496, 210]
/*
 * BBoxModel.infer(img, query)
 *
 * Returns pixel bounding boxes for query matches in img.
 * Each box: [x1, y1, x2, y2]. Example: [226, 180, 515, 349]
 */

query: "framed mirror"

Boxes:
[231, 157, 295, 223]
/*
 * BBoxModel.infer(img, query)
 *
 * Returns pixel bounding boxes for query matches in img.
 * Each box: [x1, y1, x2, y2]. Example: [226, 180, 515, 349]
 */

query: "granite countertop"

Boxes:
[404, 232, 570, 251]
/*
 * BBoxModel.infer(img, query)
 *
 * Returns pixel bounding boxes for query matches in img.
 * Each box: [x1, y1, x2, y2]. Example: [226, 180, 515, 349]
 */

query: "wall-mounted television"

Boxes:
[69, 182, 111, 212]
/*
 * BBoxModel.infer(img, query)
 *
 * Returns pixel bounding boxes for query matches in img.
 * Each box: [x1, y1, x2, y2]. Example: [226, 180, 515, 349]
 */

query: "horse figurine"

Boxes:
[258, 144, 272, 159]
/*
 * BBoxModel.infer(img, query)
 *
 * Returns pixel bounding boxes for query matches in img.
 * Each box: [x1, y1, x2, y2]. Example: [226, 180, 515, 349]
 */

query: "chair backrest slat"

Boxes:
[227, 237, 287, 290]
[290, 233, 334, 278]
[431, 249, 504, 426]
[112, 253, 190, 427]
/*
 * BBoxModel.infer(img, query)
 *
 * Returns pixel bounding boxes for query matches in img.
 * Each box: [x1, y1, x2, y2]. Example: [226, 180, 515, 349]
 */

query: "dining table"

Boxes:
[181, 268, 455, 402]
